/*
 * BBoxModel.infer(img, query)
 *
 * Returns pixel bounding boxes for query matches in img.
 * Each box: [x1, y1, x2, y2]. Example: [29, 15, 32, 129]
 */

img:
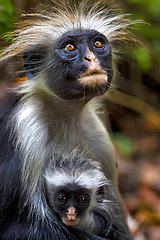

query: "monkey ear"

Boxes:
[23, 48, 47, 79]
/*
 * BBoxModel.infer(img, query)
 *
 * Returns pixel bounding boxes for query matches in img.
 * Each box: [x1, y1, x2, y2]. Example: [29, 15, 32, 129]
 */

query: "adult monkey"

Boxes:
[0, 0, 134, 239]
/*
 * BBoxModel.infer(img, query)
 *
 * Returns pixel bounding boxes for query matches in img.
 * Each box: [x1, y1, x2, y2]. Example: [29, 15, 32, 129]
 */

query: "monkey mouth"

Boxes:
[78, 72, 108, 88]
[62, 217, 80, 226]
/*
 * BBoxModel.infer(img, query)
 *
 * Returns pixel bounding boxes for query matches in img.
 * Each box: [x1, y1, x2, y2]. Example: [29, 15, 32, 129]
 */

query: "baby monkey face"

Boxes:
[53, 185, 91, 226]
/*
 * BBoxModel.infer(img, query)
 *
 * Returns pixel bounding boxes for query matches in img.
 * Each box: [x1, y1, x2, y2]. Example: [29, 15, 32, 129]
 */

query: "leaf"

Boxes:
[0, 0, 14, 40]
[134, 46, 151, 73]
[112, 133, 135, 156]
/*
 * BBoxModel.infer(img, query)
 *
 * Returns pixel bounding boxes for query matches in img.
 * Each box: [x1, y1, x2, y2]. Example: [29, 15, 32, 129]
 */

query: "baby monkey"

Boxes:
[50, 183, 93, 226]
[44, 152, 111, 235]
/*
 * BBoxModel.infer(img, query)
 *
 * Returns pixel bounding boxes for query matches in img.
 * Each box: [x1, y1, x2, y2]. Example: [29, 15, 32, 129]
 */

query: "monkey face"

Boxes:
[46, 29, 113, 99]
[23, 29, 113, 99]
[51, 186, 91, 226]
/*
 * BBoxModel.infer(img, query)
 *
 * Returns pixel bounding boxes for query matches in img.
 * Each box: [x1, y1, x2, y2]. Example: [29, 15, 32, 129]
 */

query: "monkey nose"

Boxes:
[84, 49, 96, 62]
[67, 207, 76, 215]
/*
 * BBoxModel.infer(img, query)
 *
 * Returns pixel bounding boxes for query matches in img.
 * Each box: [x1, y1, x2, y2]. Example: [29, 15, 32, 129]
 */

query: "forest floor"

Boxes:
[113, 132, 160, 240]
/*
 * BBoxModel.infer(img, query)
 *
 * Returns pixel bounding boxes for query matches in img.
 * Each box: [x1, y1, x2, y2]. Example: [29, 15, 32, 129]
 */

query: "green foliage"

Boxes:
[0, 0, 14, 42]
[134, 46, 151, 73]
[127, 0, 160, 17]
[112, 133, 135, 157]
[123, 0, 160, 77]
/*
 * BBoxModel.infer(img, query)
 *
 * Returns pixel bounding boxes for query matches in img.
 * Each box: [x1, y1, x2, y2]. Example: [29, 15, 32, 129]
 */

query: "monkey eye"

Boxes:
[94, 40, 104, 48]
[77, 195, 87, 204]
[64, 43, 75, 51]
[57, 195, 67, 203]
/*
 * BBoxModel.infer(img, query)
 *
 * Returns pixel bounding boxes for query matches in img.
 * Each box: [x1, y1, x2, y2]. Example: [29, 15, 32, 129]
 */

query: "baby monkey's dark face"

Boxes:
[47, 29, 113, 99]
[52, 185, 91, 226]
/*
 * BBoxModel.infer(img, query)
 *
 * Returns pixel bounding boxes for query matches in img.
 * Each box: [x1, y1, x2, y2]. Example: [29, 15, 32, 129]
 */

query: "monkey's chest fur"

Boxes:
[11, 89, 116, 188]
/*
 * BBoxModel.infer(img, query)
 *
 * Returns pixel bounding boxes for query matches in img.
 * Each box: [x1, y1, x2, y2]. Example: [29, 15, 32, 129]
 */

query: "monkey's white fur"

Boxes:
[11, 76, 115, 190]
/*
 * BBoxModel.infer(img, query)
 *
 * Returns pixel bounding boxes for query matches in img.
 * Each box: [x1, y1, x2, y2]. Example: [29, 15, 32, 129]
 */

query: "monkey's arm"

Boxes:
[1, 222, 109, 240]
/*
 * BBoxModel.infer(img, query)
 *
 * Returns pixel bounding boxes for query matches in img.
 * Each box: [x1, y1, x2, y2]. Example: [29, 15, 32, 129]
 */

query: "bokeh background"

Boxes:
[0, 0, 160, 239]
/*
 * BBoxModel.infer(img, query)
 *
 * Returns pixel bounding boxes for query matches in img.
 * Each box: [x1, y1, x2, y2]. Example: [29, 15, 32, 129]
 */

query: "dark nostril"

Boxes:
[83, 50, 96, 62]
[84, 54, 91, 62]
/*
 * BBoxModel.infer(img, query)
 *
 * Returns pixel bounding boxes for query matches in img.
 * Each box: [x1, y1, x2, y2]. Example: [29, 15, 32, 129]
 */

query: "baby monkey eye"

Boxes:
[57, 195, 67, 203]
[65, 43, 75, 51]
[94, 40, 103, 48]
[77, 195, 87, 204]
